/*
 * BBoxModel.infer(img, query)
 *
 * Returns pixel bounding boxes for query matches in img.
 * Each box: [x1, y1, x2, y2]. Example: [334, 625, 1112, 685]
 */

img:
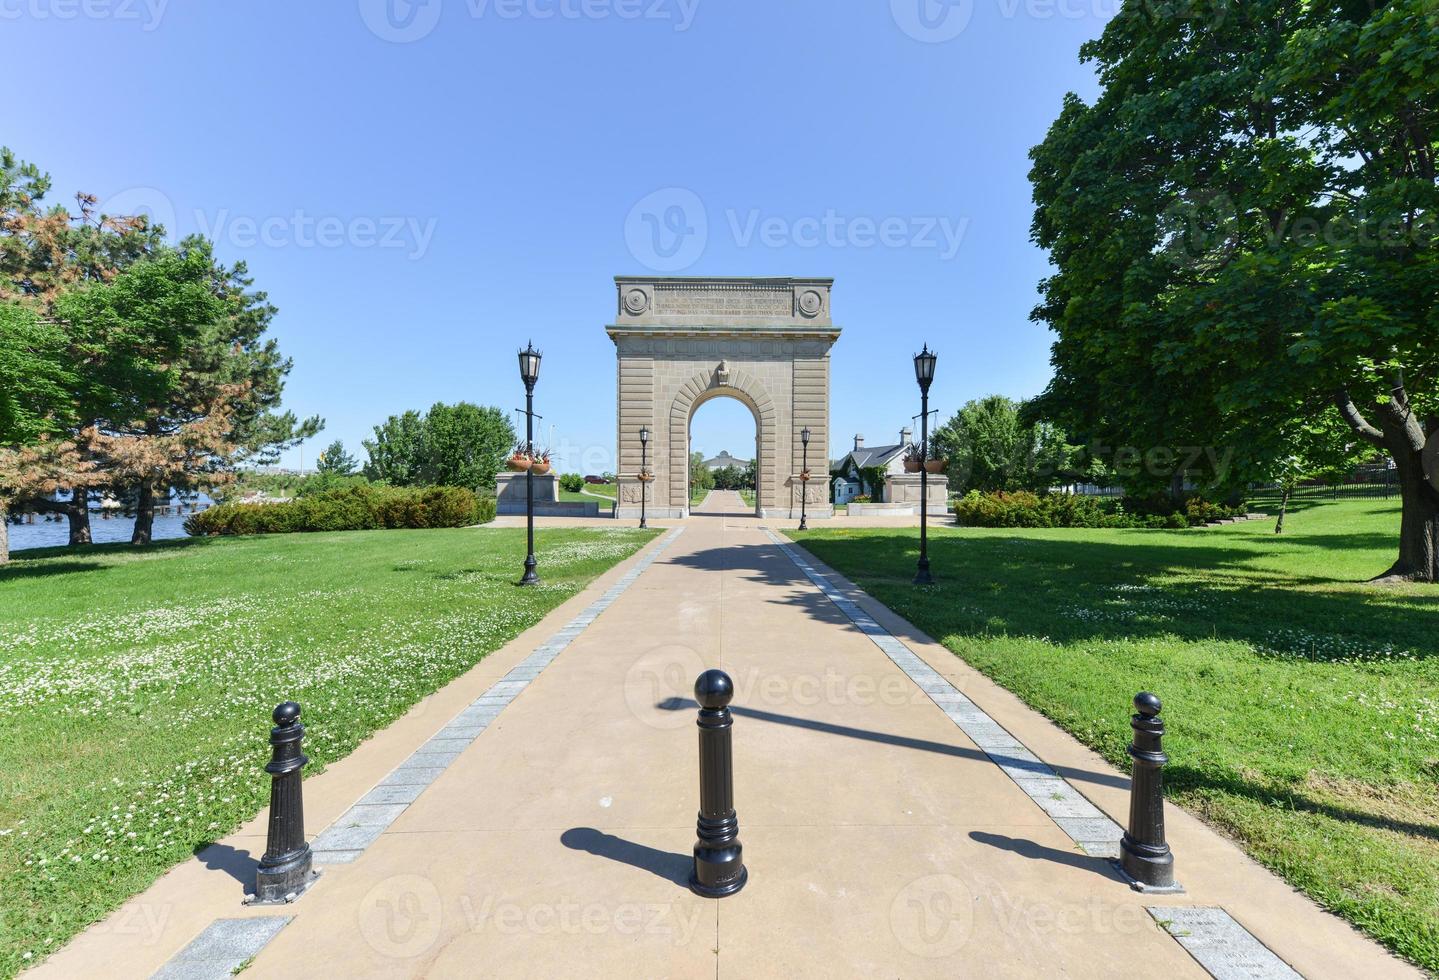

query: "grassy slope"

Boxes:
[0, 526, 656, 975]
[793, 499, 1439, 971]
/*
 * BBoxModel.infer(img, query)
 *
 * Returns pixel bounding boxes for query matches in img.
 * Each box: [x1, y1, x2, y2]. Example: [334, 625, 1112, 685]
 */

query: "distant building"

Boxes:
[830, 428, 913, 504]
[701, 450, 751, 472]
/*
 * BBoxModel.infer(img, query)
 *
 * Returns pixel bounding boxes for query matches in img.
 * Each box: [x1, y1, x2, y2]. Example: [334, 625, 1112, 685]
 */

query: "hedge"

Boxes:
[951, 490, 1246, 530]
[185, 485, 495, 536]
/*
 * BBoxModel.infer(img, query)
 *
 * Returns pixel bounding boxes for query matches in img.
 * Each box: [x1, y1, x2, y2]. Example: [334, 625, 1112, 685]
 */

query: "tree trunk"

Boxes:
[68, 487, 92, 547]
[0, 504, 8, 565]
[132, 481, 155, 546]
[1334, 389, 1436, 584]
[1275, 487, 1290, 534]
[1381, 449, 1439, 583]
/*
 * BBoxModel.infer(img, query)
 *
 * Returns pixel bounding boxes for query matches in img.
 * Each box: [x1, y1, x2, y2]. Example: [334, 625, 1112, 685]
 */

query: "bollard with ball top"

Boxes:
[1118, 692, 1182, 893]
[689, 669, 747, 898]
[250, 701, 320, 904]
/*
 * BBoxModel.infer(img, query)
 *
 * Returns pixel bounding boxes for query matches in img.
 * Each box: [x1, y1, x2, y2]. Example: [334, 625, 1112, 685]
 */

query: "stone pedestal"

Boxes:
[496, 471, 557, 516]
[615, 478, 677, 519]
[884, 473, 950, 511]
[786, 476, 834, 520]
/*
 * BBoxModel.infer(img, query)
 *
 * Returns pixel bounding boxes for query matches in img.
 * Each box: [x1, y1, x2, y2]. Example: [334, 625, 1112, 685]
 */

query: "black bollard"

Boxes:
[252, 702, 318, 904]
[1119, 692, 1181, 892]
[689, 670, 747, 898]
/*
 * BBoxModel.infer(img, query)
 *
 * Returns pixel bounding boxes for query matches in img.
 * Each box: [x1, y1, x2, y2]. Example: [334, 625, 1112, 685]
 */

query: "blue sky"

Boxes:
[7, 0, 1110, 471]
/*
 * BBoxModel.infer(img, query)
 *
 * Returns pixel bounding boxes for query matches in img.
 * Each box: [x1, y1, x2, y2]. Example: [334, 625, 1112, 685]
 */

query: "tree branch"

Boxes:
[1334, 389, 1385, 448]
[1377, 392, 1427, 455]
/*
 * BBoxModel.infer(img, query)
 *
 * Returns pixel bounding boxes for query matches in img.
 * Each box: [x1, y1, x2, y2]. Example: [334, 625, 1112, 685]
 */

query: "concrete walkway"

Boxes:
[39, 492, 1417, 978]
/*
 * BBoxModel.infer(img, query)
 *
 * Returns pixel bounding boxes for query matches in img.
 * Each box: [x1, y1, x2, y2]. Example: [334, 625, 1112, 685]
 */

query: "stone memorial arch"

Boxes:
[608, 276, 840, 519]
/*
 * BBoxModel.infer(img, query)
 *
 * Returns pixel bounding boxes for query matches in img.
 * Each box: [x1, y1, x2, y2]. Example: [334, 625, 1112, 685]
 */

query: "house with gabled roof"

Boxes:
[830, 428, 913, 503]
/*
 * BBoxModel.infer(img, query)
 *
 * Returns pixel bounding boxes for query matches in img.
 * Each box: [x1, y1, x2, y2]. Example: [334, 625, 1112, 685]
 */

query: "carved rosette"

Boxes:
[622, 286, 651, 316]
[796, 289, 824, 318]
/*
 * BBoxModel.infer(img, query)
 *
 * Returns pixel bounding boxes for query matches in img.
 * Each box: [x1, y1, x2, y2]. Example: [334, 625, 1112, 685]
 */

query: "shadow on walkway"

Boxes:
[968, 831, 1126, 882]
[657, 698, 1129, 792]
[560, 828, 691, 886]
[193, 842, 256, 890]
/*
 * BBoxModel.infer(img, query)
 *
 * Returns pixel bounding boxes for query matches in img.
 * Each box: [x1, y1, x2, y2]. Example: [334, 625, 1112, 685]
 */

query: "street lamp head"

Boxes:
[518, 341, 542, 387]
[800, 426, 811, 446]
[639, 425, 650, 446]
[913, 344, 937, 392]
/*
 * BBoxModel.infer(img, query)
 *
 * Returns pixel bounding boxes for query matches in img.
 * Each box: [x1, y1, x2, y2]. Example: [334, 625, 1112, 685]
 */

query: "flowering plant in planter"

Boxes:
[531, 448, 553, 475]
[902, 443, 924, 473]
[508, 442, 532, 471]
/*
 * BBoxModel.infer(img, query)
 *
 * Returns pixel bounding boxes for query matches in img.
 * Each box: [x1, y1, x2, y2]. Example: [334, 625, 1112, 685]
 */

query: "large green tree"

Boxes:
[1, 146, 165, 544]
[52, 240, 320, 544]
[933, 395, 1082, 493]
[363, 402, 513, 492]
[0, 305, 76, 563]
[1030, 0, 1438, 580]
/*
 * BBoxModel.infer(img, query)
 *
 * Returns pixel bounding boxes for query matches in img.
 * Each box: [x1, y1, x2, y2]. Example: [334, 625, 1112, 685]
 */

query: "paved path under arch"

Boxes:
[42, 492, 1418, 979]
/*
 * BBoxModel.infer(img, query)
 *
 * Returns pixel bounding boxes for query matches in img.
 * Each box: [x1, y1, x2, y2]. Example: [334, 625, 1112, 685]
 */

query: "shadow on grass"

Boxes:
[1168, 765, 1439, 843]
[1, 536, 219, 581]
[785, 533, 1439, 663]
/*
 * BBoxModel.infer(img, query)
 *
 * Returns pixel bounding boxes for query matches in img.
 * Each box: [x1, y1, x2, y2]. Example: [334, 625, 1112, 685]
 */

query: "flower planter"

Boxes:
[800, 470, 811, 482]
[531, 461, 551, 475]
[508, 455, 532, 472]
[903, 459, 922, 473]
[924, 460, 947, 474]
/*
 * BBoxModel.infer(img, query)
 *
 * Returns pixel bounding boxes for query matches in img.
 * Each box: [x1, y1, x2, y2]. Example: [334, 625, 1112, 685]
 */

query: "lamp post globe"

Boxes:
[518, 342, 542, 586]
[913, 344, 936, 586]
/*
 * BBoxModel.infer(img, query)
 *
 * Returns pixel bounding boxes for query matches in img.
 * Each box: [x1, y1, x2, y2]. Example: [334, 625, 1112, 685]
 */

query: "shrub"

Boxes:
[559, 473, 584, 493]
[185, 484, 491, 536]
[951, 490, 1246, 529]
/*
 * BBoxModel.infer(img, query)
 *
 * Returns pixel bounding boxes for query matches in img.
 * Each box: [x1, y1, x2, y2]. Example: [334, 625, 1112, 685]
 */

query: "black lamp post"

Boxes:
[518, 341, 542, 586]
[798, 426, 811, 531]
[638, 425, 650, 529]
[913, 344, 937, 585]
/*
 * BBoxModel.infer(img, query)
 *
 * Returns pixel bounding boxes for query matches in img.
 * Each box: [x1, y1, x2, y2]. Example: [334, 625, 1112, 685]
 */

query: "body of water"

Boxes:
[8, 512, 198, 551]
[8, 492, 214, 552]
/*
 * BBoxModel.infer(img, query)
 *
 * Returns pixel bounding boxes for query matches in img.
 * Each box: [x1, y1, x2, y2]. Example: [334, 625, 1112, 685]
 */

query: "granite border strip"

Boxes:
[149, 916, 292, 980]
[1149, 908, 1304, 980]
[763, 530, 1123, 857]
[310, 527, 685, 864]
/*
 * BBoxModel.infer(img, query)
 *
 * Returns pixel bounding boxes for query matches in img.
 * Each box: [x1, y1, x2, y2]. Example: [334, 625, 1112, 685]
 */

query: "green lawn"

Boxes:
[582, 482, 617, 499]
[0, 525, 656, 976]
[738, 489, 756, 508]
[792, 499, 1439, 971]
[557, 487, 614, 514]
[691, 486, 711, 507]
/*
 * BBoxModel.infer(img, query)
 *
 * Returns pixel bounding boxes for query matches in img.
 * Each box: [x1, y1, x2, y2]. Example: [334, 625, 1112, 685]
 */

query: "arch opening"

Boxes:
[688, 391, 761, 517]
